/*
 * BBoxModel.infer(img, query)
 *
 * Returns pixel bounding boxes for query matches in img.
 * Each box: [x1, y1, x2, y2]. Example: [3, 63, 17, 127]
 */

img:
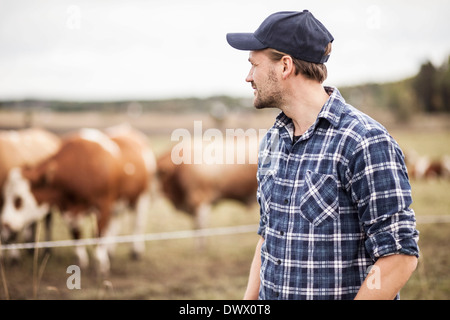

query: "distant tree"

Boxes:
[438, 56, 450, 112]
[413, 61, 438, 112]
[387, 81, 416, 122]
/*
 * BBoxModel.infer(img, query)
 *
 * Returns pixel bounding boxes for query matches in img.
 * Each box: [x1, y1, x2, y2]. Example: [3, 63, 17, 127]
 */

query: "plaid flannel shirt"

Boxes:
[256, 86, 419, 300]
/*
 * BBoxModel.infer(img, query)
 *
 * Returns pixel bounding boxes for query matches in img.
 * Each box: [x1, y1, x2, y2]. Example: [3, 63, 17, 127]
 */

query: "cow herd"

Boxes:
[2, 125, 447, 275]
[0, 125, 258, 274]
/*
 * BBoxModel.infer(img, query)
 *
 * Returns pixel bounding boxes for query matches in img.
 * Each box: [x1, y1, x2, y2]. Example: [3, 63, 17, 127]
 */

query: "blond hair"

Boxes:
[266, 43, 332, 83]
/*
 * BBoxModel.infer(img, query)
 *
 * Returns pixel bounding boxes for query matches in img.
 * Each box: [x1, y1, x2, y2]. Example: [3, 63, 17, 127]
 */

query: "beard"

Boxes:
[252, 69, 284, 110]
[254, 90, 283, 110]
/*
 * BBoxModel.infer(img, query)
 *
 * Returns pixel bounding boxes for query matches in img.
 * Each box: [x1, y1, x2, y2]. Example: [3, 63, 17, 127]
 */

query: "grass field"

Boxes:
[0, 111, 449, 300]
[393, 130, 450, 300]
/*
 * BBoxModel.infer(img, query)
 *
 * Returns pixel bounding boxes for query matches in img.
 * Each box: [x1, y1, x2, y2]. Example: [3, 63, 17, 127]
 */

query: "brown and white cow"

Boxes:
[405, 149, 449, 180]
[0, 128, 61, 197]
[0, 128, 61, 253]
[1, 125, 156, 274]
[156, 139, 258, 232]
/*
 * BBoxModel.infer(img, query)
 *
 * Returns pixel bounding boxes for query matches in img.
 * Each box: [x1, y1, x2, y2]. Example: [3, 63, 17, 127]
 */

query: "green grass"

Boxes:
[392, 130, 450, 160]
[402, 223, 450, 300]
[401, 177, 450, 299]
[411, 179, 450, 216]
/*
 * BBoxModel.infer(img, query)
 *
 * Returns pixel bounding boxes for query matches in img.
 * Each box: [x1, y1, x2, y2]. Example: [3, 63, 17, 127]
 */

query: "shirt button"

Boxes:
[283, 198, 289, 204]
[277, 259, 281, 265]
[279, 230, 284, 236]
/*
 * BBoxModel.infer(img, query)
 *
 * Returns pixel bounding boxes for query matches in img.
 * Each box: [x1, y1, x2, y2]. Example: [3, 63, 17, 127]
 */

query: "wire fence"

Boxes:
[0, 224, 259, 251]
[0, 214, 448, 251]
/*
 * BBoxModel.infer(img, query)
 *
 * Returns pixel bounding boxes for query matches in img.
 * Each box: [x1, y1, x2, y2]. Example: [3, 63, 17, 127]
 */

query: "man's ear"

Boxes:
[280, 55, 295, 80]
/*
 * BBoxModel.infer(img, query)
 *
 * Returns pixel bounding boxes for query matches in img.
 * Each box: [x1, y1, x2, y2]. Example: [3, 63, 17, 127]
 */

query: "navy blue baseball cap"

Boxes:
[226, 10, 334, 64]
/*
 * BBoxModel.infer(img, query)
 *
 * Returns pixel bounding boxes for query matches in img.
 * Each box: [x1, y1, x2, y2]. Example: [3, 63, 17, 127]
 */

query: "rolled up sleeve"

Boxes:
[364, 208, 419, 259]
[347, 129, 420, 261]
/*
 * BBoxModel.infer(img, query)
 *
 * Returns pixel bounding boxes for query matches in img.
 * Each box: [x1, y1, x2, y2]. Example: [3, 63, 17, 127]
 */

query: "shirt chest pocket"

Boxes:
[259, 172, 275, 214]
[298, 170, 339, 227]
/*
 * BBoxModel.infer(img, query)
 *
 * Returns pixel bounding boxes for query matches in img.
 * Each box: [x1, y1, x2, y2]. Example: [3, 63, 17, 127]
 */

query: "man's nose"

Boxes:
[245, 71, 253, 83]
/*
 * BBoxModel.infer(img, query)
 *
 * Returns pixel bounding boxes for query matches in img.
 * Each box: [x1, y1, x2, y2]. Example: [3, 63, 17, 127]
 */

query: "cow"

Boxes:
[405, 149, 448, 180]
[442, 155, 450, 179]
[0, 128, 61, 198]
[0, 128, 61, 257]
[156, 138, 258, 234]
[1, 125, 156, 274]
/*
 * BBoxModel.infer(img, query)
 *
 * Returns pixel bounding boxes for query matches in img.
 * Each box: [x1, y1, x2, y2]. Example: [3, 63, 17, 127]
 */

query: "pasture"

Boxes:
[0, 110, 449, 300]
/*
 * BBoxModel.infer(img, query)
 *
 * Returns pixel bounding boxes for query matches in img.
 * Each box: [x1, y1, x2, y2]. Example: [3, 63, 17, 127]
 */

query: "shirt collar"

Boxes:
[273, 86, 346, 133]
[318, 86, 346, 128]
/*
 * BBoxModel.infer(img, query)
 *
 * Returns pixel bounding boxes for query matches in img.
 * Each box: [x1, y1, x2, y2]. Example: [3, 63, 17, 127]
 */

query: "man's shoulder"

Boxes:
[337, 101, 390, 142]
[323, 86, 389, 138]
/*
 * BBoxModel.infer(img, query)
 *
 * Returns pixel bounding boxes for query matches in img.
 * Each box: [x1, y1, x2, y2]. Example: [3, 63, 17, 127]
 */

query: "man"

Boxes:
[226, 10, 419, 300]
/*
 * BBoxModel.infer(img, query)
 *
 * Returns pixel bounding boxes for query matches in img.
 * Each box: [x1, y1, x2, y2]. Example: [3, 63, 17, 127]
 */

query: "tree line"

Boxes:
[1, 55, 449, 120]
[340, 55, 450, 121]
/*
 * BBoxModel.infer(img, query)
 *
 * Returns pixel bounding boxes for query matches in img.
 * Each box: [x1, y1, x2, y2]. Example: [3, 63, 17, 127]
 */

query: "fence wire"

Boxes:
[0, 224, 259, 251]
[1, 214, 448, 251]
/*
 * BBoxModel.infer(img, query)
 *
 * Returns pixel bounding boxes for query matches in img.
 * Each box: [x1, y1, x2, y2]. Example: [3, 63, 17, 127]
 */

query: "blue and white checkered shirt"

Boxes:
[256, 86, 419, 300]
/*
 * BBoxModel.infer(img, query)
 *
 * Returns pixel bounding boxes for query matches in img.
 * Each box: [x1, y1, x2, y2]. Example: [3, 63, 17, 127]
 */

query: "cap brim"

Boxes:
[226, 33, 267, 51]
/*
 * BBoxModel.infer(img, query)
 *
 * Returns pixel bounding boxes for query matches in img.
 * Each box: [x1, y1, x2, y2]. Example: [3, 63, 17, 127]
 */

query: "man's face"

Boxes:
[246, 50, 283, 110]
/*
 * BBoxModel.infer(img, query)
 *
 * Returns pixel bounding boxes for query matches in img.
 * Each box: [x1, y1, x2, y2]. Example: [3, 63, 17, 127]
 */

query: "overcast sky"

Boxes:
[0, 0, 449, 101]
